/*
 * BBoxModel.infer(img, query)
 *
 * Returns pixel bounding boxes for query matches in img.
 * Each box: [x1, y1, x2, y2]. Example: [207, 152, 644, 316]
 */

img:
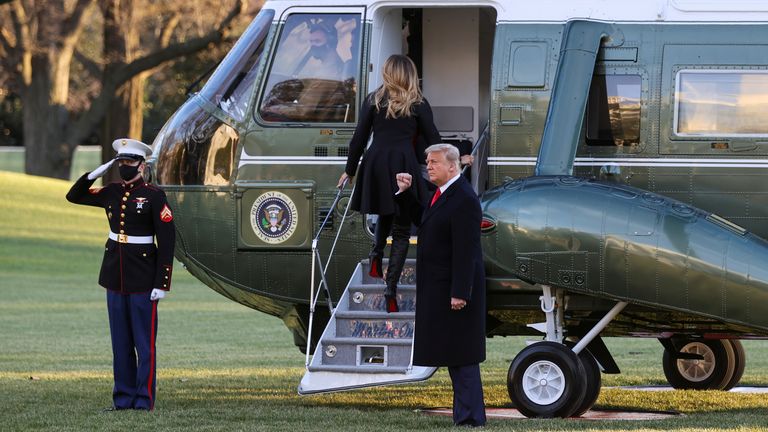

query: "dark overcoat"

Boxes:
[398, 176, 486, 366]
[345, 93, 441, 216]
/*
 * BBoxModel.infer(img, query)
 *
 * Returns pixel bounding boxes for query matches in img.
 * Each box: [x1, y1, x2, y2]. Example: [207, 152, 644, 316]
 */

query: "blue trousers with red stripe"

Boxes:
[106, 290, 158, 410]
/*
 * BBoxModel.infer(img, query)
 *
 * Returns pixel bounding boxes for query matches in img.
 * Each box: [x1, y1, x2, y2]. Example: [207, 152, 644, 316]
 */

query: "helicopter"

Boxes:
[148, 0, 768, 418]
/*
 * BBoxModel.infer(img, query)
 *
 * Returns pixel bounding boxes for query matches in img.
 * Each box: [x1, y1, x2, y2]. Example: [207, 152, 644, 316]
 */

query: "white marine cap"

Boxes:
[112, 138, 152, 161]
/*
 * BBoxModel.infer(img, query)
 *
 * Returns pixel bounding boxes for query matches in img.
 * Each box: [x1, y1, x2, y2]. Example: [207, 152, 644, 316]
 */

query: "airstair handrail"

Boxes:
[305, 178, 356, 367]
[462, 122, 490, 195]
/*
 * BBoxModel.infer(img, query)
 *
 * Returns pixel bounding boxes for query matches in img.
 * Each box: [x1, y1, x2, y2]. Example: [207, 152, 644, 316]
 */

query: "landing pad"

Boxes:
[417, 407, 681, 421]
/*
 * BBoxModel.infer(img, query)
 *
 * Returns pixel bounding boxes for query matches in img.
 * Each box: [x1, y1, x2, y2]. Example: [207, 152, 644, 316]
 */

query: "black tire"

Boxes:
[570, 348, 601, 417]
[662, 339, 733, 390]
[722, 340, 746, 391]
[507, 342, 587, 418]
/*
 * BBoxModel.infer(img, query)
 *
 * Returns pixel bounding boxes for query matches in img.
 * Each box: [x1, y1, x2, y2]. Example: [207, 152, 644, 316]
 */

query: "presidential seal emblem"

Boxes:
[250, 191, 298, 244]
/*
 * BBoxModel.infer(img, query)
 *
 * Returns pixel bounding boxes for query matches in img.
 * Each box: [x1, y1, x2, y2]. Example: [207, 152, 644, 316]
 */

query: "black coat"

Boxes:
[66, 174, 176, 293]
[398, 176, 486, 366]
[345, 93, 441, 216]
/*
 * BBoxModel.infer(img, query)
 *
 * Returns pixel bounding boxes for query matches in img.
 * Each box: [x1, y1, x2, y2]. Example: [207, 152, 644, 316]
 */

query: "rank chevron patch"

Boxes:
[160, 204, 173, 222]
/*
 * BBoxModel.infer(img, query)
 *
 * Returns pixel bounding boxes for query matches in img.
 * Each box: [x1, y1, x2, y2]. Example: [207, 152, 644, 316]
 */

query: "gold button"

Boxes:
[142, 253, 147, 257]
[105, 247, 108, 251]
[121, 205, 126, 210]
[124, 192, 130, 197]
[137, 210, 141, 214]
[120, 213, 125, 218]
[120, 221, 125, 226]
[165, 276, 168, 279]
[122, 197, 127, 202]
[163, 284, 167, 287]
[120, 229, 125, 234]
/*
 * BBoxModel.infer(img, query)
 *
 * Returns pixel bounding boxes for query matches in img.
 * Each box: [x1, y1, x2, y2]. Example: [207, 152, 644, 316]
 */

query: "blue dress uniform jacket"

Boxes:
[66, 173, 175, 293]
[398, 176, 486, 367]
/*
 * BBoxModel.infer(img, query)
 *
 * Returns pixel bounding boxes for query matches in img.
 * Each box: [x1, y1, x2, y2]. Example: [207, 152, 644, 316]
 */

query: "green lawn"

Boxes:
[1, 170, 767, 431]
[0, 146, 101, 180]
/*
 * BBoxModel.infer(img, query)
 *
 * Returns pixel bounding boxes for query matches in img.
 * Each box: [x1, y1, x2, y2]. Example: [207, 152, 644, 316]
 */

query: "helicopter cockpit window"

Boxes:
[258, 13, 361, 124]
[586, 75, 641, 147]
[675, 70, 768, 136]
[199, 9, 274, 123]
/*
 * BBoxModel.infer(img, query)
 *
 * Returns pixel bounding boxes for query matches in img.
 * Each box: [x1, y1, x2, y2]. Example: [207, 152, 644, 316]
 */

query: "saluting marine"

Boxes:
[66, 138, 175, 411]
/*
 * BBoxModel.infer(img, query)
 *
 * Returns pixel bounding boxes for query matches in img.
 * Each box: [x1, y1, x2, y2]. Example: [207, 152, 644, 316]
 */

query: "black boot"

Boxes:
[384, 223, 410, 312]
[369, 215, 392, 279]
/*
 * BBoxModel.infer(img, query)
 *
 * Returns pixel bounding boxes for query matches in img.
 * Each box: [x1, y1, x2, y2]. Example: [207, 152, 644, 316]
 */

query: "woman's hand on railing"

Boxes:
[460, 155, 474, 166]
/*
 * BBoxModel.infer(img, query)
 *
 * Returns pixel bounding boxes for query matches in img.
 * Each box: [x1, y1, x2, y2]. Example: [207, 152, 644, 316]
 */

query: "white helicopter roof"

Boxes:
[262, 0, 768, 23]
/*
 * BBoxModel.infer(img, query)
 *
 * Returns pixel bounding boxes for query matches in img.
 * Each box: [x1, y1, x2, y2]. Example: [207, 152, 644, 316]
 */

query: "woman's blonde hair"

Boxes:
[374, 55, 423, 119]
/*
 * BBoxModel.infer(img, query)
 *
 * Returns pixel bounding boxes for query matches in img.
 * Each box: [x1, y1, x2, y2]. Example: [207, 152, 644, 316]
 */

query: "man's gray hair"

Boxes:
[425, 143, 460, 169]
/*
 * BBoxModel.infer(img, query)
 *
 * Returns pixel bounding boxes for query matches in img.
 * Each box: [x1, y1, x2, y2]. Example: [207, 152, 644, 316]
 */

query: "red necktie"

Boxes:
[430, 188, 442, 207]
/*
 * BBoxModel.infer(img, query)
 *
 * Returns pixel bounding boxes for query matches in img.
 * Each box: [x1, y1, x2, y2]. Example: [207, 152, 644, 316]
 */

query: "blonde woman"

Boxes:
[338, 54, 441, 312]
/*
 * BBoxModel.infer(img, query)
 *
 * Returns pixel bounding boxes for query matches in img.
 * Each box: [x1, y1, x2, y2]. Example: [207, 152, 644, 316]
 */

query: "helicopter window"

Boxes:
[154, 101, 239, 186]
[200, 9, 274, 122]
[258, 13, 361, 124]
[585, 75, 641, 147]
[675, 70, 768, 136]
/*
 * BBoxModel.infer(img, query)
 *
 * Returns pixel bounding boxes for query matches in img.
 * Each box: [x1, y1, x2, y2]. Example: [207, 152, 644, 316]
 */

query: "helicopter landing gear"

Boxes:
[507, 341, 587, 418]
[566, 341, 602, 418]
[507, 286, 627, 418]
[661, 338, 745, 390]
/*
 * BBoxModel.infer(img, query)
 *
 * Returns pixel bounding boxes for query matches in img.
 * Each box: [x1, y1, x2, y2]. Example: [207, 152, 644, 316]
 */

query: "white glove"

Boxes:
[87, 159, 116, 180]
[150, 289, 166, 301]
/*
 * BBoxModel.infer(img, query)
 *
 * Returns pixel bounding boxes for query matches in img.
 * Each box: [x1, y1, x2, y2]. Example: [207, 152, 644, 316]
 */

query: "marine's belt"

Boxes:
[108, 231, 154, 244]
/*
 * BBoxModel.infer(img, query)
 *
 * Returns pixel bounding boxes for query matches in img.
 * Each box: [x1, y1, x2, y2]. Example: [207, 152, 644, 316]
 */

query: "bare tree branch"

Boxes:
[74, 49, 102, 78]
[159, 11, 181, 48]
[65, 0, 246, 147]
[10, 0, 31, 87]
[113, 0, 244, 85]
[0, 26, 14, 54]
[61, 0, 95, 47]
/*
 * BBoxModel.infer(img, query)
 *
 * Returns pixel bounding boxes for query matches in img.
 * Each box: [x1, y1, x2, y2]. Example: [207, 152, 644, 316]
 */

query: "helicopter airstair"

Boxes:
[298, 258, 437, 394]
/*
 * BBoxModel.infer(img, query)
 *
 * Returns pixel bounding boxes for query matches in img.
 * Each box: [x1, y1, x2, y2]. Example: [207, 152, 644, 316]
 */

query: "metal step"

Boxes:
[307, 364, 410, 374]
[346, 285, 417, 312]
[299, 260, 437, 395]
[322, 337, 413, 345]
[360, 259, 417, 285]
[319, 337, 414, 368]
[334, 310, 415, 319]
[334, 311, 415, 339]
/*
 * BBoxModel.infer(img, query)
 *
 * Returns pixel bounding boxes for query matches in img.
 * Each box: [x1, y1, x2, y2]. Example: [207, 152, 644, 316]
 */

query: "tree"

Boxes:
[0, 0, 250, 179]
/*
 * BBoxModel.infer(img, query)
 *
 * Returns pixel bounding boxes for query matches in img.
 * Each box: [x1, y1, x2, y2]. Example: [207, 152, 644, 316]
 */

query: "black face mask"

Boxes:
[119, 164, 140, 181]
[309, 45, 328, 59]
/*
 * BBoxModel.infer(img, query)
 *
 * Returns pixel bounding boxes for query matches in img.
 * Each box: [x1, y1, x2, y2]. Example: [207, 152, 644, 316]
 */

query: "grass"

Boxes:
[1, 170, 768, 431]
[0, 146, 101, 181]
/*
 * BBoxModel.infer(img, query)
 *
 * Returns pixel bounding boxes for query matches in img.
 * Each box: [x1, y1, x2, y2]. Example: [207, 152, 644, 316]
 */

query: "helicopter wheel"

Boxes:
[662, 339, 735, 390]
[722, 340, 746, 391]
[507, 342, 587, 418]
[568, 345, 601, 417]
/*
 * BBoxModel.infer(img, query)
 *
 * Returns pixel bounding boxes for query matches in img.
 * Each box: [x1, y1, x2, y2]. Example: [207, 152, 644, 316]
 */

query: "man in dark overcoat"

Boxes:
[66, 138, 175, 411]
[395, 143, 486, 427]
